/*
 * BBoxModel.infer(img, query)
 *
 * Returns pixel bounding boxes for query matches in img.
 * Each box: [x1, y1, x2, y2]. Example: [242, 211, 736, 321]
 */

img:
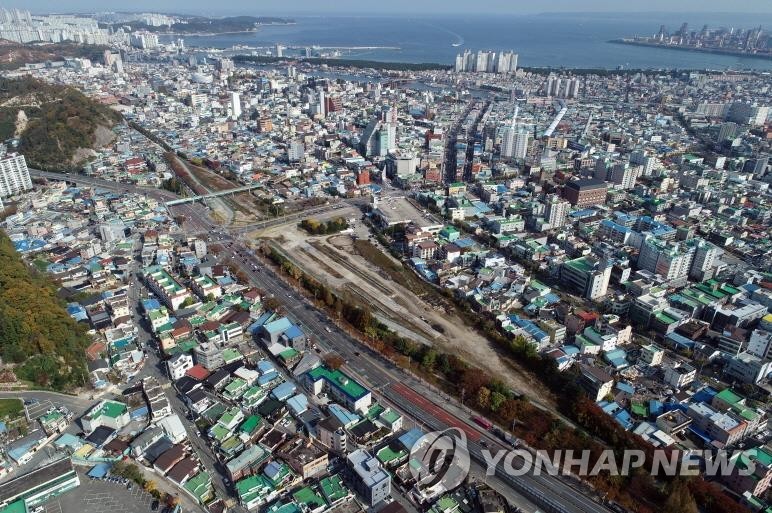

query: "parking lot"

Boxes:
[49, 472, 157, 513]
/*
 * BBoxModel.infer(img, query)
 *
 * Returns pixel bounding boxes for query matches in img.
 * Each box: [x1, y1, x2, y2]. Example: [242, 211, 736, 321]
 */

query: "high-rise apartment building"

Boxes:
[229, 92, 241, 119]
[0, 152, 31, 198]
[545, 194, 570, 229]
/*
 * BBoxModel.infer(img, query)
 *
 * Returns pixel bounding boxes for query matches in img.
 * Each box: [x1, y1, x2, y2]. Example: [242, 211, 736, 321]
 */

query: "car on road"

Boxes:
[151, 499, 160, 511]
[354, 351, 361, 356]
[325, 326, 332, 333]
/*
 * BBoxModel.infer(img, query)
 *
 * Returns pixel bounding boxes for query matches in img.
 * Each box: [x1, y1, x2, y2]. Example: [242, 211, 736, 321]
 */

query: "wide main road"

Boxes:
[36, 169, 613, 513]
[215, 236, 614, 513]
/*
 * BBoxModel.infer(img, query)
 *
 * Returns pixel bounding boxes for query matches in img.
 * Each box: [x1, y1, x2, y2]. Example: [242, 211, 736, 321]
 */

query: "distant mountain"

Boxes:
[104, 15, 294, 35]
[0, 39, 107, 70]
[0, 76, 122, 171]
[0, 230, 91, 391]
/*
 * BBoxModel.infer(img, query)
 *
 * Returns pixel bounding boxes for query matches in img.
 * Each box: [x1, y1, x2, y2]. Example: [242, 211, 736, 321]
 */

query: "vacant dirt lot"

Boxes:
[251, 219, 557, 408]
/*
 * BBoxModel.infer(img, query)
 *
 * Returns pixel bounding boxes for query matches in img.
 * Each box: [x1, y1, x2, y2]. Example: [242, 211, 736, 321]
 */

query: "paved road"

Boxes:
[215, 238, 613, 513]
[31, 169, 614, 513]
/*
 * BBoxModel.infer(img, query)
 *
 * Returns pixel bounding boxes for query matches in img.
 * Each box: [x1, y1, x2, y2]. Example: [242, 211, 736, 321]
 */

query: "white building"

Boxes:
[167, 353, 194, 381]
[544, 194, 569, 229]
[288, 140, 305, 162]
[0, 153, 31, 198]
[230, 92, 241, 119]
[663, 363, 696, 389]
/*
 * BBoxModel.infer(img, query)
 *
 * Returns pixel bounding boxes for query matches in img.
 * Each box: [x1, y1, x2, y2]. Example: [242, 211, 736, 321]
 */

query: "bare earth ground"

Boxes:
[250, 218, 557, 408]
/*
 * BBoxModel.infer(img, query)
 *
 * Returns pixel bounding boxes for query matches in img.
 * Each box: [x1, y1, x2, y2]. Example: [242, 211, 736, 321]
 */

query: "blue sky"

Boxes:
[9, 0, 772, 15]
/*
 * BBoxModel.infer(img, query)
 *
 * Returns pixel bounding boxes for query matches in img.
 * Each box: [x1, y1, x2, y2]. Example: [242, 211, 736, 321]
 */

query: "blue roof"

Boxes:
[249, 312, 276, 334]
[562, 345, 580, 356]
[283, 325, 304, 340]
[88, 463, 111, 478]
[398, 428, 424, 450]
[257, 360, 276, 375]
[258, 371, 280, 386]
[614, 409, 634, 430]
[130, 406, 149, 419]
[328, 403, 360, 426]
[271, 381, 297, 401]
[286, 394, 308, 414]
[616, 382, 635, 394]
[666, 332, 696, 349]
[692, 387, 718, 404]
[569, 208, 597, 219]
[264, 317, 292, 335]
[142, 298, 161, 311]
[649, 400, 663, 417]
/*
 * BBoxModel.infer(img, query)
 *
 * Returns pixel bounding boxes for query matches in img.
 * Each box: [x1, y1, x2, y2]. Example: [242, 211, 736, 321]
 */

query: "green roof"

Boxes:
[183, 472, 212, 502]
[222, 348, 243, 363]
[279, 348, 300, 361]
[89, 400, 127, 420]
[239, 414, 263, 434]
[377, 444, 408, 464]
[292, 487, 326, 510]
[0, 500, 26, 513]
[307, 366, 368, 399]
[319, 475, 348, 503]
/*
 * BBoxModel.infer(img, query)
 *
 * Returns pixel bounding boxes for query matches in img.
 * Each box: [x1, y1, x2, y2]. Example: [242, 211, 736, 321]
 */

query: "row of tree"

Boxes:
[299, 217, 349, 235]
[261, 242, 740, 513]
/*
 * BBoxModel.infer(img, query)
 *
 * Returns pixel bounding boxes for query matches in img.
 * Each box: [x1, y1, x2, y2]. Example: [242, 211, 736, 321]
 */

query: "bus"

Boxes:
[472, 416, 493, 430]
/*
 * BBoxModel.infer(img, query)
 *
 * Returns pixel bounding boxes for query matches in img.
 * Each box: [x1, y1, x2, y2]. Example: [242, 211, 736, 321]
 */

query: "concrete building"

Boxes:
[686, 402, 747, 446]
[689, 240, 722, 281]
[577, 364, 614, 402]
[560, 255, 612, 300]
[639, 344, 665, 366]
[230, 91, 241, 119]
[0, 458, 80, 512]
[346, 449, 391, 506]
[544, 194, 569, 229]
[167, 353, 194, 381]
[303, 366, 371, 413]
[637, 238, 695, 283]
[563, 179, 607, 207]
[663, 363, 696, 389]
[724, 352, 772, 384]
[0, 152, 31, 198]
[144, 265, 192, 310]
[194, 343, 224, 371]
[81, 399, 130, 434]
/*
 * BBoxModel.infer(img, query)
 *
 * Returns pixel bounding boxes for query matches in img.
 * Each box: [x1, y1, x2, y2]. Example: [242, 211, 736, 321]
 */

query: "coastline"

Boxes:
[232, 54, 755, 75]
[609, 39, 772, 62]
[147, 22, 296, 37]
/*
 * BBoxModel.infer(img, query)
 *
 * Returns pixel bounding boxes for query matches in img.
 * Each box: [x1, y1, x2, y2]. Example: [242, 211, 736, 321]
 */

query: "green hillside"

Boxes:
[0, 76, 121, 171]
[0, 230, 90, 390]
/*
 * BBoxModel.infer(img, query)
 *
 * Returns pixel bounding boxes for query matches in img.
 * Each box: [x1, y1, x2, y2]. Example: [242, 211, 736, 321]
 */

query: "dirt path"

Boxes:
[255, 223, 557, 408]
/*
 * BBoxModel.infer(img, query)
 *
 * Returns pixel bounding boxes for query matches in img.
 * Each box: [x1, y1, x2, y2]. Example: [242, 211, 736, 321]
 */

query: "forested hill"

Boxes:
[0, 230, 90, 390]
[0, 76, 122, 171]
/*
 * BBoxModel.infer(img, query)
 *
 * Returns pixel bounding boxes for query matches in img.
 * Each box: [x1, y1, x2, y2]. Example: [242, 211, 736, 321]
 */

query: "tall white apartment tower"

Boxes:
[229, 92, 241, 119]
[0, 152, 31, 198]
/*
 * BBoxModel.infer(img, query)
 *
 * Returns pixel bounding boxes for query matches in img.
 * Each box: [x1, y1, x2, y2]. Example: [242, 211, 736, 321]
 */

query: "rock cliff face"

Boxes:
[0, 76, 121, 171]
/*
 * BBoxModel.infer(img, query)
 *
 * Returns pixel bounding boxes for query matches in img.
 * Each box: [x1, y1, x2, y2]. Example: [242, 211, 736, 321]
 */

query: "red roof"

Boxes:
[576, 310, 599, 322]
[186, 364, 211, 381]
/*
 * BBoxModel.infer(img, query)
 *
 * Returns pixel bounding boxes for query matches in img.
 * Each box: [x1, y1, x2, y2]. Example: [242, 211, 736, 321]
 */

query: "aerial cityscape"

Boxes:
[0, 2, 770, 513]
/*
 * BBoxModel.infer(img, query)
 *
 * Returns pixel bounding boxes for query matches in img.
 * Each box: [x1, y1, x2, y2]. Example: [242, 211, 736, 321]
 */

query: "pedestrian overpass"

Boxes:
[165, 183, 262, 206]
